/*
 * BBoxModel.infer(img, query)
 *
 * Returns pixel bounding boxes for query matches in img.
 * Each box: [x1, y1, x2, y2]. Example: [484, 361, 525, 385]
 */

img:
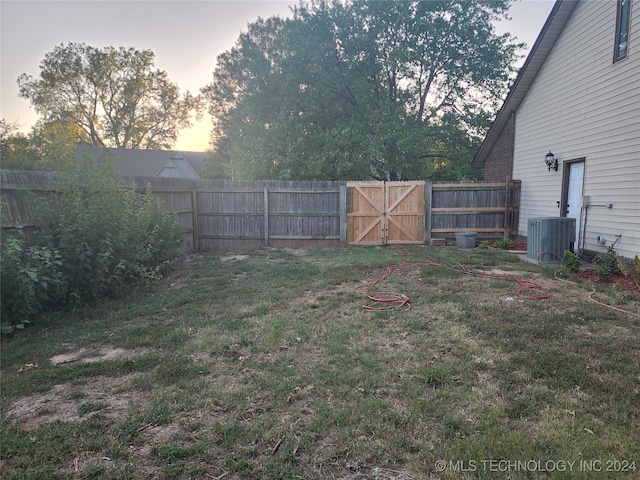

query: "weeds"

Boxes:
[594, 245, 621, 281]
[620, 255, 640, 291]
[561, 250, 582, 273]
[0, 238, 66, 334]
[0, 163, 183, 334]
[555, 250, 582, 278]
[494, 238, 514, 250]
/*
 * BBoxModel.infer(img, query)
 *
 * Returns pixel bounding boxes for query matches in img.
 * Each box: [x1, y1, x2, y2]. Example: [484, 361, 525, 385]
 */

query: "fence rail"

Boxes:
[1, 170, 520, 251]
[428, 180, 521, 239]
[195, 179, 346, 250]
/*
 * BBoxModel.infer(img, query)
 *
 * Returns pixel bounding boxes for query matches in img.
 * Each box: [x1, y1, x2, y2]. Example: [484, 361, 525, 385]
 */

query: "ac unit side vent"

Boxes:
[527, 217, 576, 264]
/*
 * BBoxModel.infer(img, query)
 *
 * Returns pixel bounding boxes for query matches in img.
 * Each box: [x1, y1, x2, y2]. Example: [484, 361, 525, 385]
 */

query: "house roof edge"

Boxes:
[472, 0, 580, 169]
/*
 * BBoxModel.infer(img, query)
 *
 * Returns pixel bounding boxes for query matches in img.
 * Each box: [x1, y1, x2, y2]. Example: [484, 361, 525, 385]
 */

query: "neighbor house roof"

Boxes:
[472, 0, 580, 168]
[75, 146, 207, 179]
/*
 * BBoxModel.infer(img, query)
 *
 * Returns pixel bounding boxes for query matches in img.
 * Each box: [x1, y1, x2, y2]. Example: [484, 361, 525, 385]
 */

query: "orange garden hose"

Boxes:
[354, 260, 549, 311]
[354, 262, 440, 311]
[454, 262, 550, 300]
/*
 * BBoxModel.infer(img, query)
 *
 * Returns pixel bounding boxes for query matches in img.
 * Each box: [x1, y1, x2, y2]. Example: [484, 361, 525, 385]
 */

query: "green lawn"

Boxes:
[1, 246, 639, 479]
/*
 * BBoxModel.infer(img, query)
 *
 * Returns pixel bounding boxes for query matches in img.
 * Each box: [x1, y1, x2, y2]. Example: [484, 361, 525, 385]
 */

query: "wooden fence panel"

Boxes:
[196, 179, 345, 251]
[428, 181, 520, 238]
[1, 170, 70, 246]
[106, 176, 197, 253]
[1, 171, 197, 253]
[267, 190, 341, 240]
[1, 171, 520, 251]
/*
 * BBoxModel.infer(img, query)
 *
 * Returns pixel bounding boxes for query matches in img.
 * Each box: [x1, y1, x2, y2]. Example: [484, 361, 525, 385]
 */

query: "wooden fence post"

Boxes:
[339, 185, 347, 245]
[264, 187, 269, 246]
[504, 177, 511, 238]
[192, 181, 199, 252]
[425, 182, 433, 243]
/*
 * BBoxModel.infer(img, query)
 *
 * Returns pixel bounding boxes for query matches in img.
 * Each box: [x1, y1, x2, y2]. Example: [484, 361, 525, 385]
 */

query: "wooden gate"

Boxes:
[347, 181, 425, 245]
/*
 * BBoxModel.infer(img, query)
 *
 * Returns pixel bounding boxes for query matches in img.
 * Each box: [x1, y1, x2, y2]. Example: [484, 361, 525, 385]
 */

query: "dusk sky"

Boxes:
[1, 0, 555, 152]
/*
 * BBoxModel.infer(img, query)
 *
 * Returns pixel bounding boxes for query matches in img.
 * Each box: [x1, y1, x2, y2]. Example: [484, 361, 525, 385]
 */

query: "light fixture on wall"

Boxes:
[545, 151, 558, 171]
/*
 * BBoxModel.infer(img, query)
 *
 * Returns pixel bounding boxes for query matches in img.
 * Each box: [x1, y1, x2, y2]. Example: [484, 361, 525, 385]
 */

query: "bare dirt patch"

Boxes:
[5, 374, 148, 431]
[220, 254, 249, 262]
[50, 346, 134, 365]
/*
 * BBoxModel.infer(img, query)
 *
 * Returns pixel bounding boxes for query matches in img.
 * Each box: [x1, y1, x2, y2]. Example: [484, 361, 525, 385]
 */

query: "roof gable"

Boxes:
[156, 154, 200, 179]
[472, 0, 580, 168]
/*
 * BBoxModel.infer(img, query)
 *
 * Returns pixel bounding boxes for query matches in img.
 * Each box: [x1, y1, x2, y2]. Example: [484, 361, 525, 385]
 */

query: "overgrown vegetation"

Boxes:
[556, 249, 582, 277]
[0, 164, 183, 334]
[0, 240, 66, 333]
[494, 238, 514, 250]
[621, 255, 640, 290]
[594, 245, 621, 281]
[1, 246, 638, 479]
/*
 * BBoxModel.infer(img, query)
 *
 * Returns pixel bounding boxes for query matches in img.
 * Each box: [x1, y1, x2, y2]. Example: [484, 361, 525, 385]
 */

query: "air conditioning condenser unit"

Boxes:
[527, 217, 576, 264]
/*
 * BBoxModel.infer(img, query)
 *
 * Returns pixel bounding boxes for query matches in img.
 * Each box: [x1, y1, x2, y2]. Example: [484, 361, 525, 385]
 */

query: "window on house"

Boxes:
[614, 0, 631, 62]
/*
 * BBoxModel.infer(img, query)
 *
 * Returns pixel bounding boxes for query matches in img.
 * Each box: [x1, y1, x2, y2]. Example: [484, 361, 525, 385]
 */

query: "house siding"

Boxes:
[484, 112, 516, 183]
[513, 0, 640, 259]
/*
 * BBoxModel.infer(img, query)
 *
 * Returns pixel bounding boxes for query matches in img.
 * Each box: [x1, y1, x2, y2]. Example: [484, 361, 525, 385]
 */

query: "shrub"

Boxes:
[593, 245, 620, 281]
[1, 237, 67, 334]
[36, 164, 183, 303]
[495, 238, 514, 250]
[1, 163, 183, 332]
[561, 250, 582, 273]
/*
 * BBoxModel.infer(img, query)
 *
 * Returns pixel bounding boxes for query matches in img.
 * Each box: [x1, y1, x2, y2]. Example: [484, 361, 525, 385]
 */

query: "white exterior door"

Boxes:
[565, 161, 585, 248]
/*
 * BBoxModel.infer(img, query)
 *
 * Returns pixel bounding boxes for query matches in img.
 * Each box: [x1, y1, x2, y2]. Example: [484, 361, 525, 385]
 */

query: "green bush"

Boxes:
[495, 238, 514, 250]
[1, 163, 183, 332]
[1, 238, 67, 334]
[37, 164, 183, 303]
[593, 245, 620, 281]
[561, 250, 582, 273]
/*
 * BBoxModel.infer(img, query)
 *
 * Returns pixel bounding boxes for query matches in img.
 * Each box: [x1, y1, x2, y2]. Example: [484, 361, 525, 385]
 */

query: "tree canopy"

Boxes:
[18, 43, 202, 151]
[1, 118, 82, 171]
[203, 0, 523, 181]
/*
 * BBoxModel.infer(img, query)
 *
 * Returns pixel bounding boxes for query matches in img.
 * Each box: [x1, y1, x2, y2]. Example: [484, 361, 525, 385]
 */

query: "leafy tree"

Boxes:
[1, 119, 39, 170]
[29, 120, 85, 170]
[0, 118, 81, 171]
[18, 43, 202, 150]
[203, 0, 522, 181]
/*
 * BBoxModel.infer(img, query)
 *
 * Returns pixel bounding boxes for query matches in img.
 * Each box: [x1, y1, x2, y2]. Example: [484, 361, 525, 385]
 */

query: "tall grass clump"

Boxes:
[1, 163, 183, 333]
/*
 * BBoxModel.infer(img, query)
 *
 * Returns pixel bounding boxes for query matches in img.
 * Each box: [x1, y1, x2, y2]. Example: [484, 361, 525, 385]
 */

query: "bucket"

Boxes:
[454, 232, 478, 248]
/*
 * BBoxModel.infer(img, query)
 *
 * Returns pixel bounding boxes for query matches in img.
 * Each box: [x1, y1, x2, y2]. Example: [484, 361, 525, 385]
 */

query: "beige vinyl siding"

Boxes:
[513, 0, 640, 259]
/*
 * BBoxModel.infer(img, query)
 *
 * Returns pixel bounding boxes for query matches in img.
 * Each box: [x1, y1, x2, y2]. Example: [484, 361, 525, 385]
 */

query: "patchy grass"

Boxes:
[1, 246, 639, 479]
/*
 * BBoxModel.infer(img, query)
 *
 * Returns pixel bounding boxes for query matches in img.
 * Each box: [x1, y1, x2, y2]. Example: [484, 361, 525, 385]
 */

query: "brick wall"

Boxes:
[483, 111, 515, 182]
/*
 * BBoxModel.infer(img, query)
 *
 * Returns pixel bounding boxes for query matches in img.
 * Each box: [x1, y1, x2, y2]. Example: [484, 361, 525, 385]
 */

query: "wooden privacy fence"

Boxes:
[0, 170, 200, 253]
[1, 170, 520, 252]
[346, 180, 520, 245]
[196, 179, 346, 250]
[427, 180, 521, 240]
[0, 171, 346, 252]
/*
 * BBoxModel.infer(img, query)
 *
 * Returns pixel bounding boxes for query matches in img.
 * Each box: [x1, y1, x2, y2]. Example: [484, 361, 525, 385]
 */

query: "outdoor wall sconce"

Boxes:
[545, 151, 558, 171]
